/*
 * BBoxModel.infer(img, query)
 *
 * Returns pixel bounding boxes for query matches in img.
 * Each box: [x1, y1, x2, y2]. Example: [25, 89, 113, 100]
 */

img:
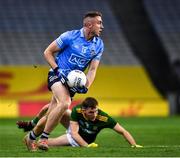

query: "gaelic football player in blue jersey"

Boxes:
[24, 11, 104, 151]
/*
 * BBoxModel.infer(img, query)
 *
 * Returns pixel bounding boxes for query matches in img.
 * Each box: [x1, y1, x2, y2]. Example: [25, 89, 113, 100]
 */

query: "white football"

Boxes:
[67, 70, 87, 88]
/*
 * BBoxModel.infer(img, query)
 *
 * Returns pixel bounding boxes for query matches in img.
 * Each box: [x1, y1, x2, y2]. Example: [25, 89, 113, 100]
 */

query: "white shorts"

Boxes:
[66, 128, 79, 147]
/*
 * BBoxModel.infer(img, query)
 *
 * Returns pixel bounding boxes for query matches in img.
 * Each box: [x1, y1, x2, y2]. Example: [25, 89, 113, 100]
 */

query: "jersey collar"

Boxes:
[80, 28, 97, 43]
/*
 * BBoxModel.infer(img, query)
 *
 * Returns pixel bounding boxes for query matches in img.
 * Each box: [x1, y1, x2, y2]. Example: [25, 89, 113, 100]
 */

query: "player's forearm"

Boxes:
[86, 70, 96, 88]
[71, 133, 88, 147]
[114, 123, 136, 146]
[122, 130, 136, 146]
[86, 60, 99, 88]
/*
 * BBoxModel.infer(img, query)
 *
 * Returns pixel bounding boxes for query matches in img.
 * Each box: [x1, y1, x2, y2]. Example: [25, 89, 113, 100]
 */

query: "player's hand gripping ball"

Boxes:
[67, 70, 87, 88]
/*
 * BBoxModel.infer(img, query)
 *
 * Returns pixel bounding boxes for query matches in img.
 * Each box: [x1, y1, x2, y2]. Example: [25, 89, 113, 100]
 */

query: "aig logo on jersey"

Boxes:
[69, 54, 90, 67]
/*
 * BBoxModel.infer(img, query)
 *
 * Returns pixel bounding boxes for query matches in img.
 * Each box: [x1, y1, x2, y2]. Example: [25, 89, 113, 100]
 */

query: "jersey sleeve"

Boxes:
[70, 106, 78, 121]
[93, 40, 104, 61]
[55, 31, 71, 49]
[106, 115, 117, 129]
[98, 110, 117, 129]
[102, 110, 117, 128]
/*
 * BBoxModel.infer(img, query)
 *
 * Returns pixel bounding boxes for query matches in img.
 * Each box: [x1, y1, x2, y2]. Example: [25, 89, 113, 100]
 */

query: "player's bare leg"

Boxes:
[48, 134, 70, 147]
[16, 104, 49, 132]
[23, 117, 47, 152]
[38, 82, 71, 151]
[60, 109, 71, 129]
[24, 108, 70, 151]
[37, 104, 50, 118]
[23, 96, 56, 151]
[32, 108, 70, 137]
[31, 96, 57, 136]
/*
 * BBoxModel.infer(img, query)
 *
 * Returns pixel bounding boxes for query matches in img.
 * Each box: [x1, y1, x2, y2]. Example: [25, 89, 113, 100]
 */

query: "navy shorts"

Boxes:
[47, 71, 76, 98]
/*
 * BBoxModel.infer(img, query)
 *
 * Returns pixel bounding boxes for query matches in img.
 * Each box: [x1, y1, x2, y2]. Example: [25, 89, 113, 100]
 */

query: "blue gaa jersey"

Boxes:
[55, 28, 104, 76]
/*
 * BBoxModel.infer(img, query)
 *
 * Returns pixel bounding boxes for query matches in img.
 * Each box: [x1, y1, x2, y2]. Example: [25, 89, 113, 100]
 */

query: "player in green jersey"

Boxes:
[48, 97, 142, 148]
[18, 97, 142, 150]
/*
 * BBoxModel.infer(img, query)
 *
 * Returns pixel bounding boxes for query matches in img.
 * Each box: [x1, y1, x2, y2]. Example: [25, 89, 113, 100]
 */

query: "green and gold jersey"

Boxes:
[70, 104, 117, 144]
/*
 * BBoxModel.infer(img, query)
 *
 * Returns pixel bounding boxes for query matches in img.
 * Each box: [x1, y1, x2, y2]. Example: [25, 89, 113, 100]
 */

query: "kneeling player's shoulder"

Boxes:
[96, 110, 109, 122]
[96, 114, 108, 122]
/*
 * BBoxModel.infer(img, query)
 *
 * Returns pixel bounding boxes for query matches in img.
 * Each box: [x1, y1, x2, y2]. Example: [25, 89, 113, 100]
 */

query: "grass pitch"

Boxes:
[0, 117, 180, 157]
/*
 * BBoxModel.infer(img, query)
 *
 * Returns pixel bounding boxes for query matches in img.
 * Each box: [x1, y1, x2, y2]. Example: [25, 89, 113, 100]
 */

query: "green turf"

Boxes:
[0, 117, 180, 157]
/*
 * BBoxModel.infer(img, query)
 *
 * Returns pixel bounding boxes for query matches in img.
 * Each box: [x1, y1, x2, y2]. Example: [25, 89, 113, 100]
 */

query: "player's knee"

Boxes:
[58, 100, 71, 111]
[61, 104, 68, 112]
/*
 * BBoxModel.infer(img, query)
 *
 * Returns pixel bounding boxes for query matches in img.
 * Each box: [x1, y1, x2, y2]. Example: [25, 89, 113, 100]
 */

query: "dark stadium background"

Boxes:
[1, 0, 180, 116]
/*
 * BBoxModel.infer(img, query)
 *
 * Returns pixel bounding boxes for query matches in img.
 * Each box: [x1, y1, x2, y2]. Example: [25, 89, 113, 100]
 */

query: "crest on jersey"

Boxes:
[82, 46, 88, 54]
[97, 115, 108, 122]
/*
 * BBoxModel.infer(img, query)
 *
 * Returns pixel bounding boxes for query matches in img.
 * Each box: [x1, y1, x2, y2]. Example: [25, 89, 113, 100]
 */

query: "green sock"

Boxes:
[31, 117, 39, 126]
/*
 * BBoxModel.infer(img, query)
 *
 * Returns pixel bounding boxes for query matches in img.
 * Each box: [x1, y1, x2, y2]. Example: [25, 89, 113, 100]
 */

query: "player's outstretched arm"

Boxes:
[113, 123, 143, 148]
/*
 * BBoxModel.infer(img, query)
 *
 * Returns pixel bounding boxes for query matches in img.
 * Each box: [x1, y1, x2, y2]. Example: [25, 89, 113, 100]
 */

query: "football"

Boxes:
[67, 70, 87, 88]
